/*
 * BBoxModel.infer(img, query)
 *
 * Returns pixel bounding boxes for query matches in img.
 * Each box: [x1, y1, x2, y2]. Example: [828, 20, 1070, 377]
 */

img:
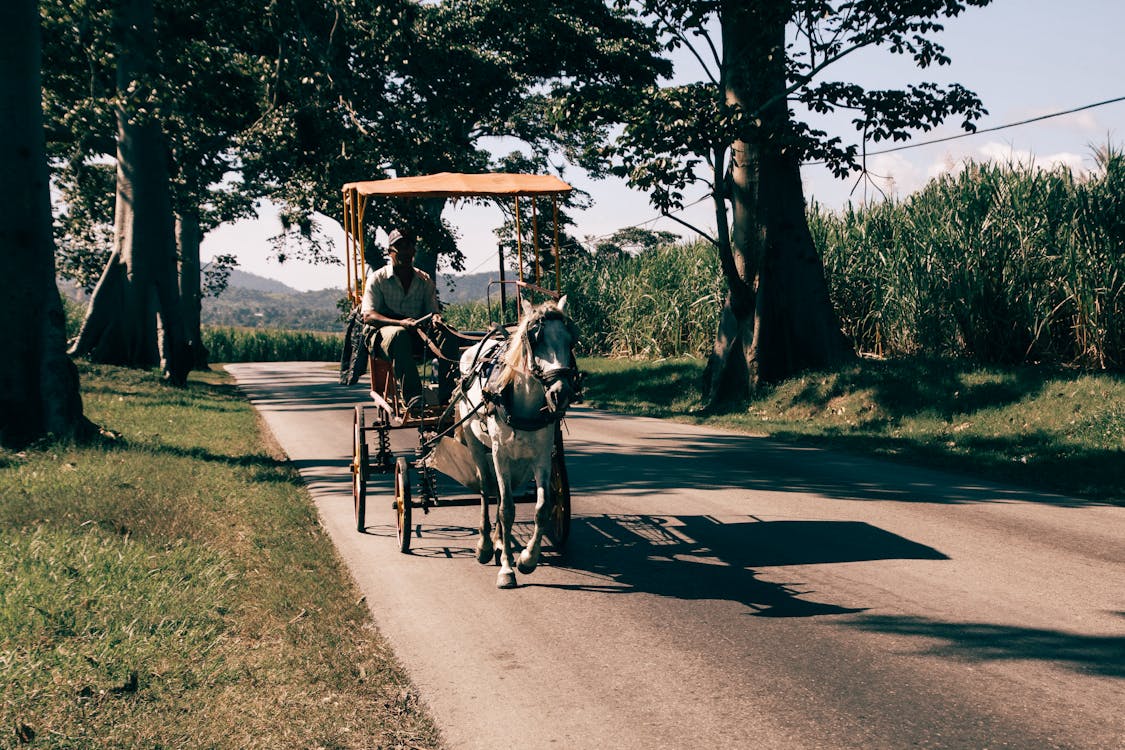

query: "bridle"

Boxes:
[520, 310, 583, 403]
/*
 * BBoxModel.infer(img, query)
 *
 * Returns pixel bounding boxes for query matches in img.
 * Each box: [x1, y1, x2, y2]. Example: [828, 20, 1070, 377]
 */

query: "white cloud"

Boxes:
[1059, 110, 1100, 132]
[920, 142, 1093, 185]
[977, 142, 1090, 174]
[863, 152, 926, 199]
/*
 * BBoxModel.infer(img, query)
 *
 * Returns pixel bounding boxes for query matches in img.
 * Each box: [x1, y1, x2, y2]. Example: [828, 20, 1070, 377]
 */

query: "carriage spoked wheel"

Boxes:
[394, 456, 413, 553]
[547, 425, 571, 550]
[353, 406, 368, 533]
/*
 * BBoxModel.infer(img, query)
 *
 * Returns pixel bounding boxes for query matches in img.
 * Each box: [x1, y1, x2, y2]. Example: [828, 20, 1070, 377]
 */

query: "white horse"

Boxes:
[455, 297, 581, 588]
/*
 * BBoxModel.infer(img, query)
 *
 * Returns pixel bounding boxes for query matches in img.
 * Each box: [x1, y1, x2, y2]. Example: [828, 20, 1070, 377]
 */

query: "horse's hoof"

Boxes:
[475, 540, 494, 565]
[496, 571, 517, 589]
[517, 551, 538, 575]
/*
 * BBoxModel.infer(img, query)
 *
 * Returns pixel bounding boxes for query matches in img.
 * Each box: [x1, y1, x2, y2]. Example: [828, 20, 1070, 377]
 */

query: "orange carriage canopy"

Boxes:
[341, 172, 573, 305]
[343, 172, 573, 198]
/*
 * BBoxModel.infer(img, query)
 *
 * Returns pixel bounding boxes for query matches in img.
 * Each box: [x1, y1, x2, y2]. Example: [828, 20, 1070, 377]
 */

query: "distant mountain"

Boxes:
[61, 267, 492, 334]
[439, 271, 492, 304]
[225, 266, 491, 301]
[225, 268, 303, 294]
[200, 269, 490, 332]
[202, 284, 346, 332]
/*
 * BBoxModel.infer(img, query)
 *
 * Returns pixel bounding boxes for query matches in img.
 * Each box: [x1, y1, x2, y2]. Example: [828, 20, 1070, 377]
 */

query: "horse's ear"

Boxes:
[557, 294, 568, 313]
[520, 297, 533, 317]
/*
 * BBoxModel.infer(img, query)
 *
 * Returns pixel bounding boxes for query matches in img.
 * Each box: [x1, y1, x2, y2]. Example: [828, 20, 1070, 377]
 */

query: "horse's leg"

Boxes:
[470, 441, 496, 565]
[517, 458, 552, 575]
[476, 491, 493, 565]
[492, 463, 518, 589]
[462, 418, 496, 565]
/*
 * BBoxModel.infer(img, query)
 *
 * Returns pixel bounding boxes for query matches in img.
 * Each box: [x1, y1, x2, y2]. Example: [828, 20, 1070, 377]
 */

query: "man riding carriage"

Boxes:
[344, 173, 583, 588]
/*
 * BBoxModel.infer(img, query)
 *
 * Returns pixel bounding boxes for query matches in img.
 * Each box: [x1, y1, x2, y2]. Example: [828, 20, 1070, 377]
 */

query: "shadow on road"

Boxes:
[538, 513, 944, 617]
[562, 423, 1086, 506]
[381, 512, 945, 618]
[844, 614, 1125, 678]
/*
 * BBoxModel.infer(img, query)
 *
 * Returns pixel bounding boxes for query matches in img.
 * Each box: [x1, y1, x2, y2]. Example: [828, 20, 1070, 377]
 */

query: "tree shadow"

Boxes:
[560, 417, 1095, 506]
[574, 356, 1125, 504]
[765, 429, 1125, 504]
[789, 358, 1055, 422]
[537, 513, 946, 617]
[844, 614, 1125, 678]
[582, 360, 704, 415]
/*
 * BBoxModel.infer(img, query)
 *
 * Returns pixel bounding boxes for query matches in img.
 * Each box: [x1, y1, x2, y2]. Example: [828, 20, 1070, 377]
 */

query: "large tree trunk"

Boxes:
[68, 0, 190, 385]
[0, 0, 90, 447]
[176, 211, 209, 369]
[704, 1, 853, 405]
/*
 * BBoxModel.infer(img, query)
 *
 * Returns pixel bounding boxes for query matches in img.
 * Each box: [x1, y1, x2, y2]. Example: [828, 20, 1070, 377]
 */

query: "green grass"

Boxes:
[203, 326, 343, 362]
[815, 146, 1125, 368]
[579, 356, 1125, 504]
[0, 363, 444, 749]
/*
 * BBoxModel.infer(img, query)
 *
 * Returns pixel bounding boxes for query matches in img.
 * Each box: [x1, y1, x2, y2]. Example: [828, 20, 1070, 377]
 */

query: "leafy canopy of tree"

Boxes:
[594, 227, 681, 256]
[579, 0, 992, 403]
[603, 0, 989, 214]
[44, 0, 667, 376]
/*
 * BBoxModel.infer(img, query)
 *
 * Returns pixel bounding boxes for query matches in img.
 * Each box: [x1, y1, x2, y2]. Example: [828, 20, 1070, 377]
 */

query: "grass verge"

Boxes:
[579, 355, 1125, 505]
[1, 363, 444, 749]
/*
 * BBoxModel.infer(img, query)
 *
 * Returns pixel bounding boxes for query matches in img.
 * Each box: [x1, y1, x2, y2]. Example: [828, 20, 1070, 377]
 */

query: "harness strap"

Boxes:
[417, 321, 508, 364]
[482, 383, 562, 431]
[416, 326, 510, 450]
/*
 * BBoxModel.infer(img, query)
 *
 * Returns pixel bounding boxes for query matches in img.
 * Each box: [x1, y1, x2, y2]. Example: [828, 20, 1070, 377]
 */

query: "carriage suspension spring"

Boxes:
[417, 429, 438, 512]
[420, 463, 438, 513]
[375, 417, 393, 473]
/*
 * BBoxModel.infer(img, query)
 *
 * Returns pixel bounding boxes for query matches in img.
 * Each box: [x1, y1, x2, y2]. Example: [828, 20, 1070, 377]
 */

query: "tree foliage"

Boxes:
[606, 0, 990, 212]
[586, 0, 993, 402]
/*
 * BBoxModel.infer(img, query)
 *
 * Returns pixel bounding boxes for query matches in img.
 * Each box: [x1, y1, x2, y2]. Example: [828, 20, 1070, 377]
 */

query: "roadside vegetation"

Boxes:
[202, 326, 343, 363]
[579, 356, 1124, 505]
[0, 363, 444, 749]
[818, 146, 1125, 370]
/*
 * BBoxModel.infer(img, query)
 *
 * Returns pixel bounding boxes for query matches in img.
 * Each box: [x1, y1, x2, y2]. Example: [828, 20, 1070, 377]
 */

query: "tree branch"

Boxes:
[663, 210, 717, 247]
[649, 9, 718, 86]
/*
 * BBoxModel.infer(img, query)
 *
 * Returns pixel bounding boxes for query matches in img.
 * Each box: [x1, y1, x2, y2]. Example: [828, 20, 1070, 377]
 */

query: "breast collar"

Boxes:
[478, 340, 567, 432]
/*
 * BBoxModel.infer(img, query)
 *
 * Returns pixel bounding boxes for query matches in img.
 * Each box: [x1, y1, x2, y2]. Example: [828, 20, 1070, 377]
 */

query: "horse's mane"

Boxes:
[494, 300, 575, 389]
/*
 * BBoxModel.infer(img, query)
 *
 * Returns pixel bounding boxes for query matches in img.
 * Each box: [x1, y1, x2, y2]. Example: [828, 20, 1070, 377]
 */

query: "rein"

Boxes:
[484, 311, 582, 431]
[419, 308, 582, 447]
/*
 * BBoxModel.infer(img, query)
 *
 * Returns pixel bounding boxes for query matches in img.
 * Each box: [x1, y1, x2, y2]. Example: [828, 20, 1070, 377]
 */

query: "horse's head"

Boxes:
[510, 296, 582, 415]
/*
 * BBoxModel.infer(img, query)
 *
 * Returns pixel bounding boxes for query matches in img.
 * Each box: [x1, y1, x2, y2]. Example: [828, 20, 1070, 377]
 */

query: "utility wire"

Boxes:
[589, 95, 1125, 242]
[462, 95, 1125, 261]
[821, 95, 1125, 161]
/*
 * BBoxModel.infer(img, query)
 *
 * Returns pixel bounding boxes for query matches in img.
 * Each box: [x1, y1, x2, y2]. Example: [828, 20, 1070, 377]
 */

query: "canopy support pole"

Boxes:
[532, 199, 541, 285]
[343, 189, 353, 305]
[514, 197, 524, 287]
[552, 196, 561, 294]
[498, 241, 509, 326]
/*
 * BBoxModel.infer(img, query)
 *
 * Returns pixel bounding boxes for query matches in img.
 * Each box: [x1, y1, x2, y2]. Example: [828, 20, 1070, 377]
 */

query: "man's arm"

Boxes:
[422, 273, 440, 319]
[362, 309, 418, 328]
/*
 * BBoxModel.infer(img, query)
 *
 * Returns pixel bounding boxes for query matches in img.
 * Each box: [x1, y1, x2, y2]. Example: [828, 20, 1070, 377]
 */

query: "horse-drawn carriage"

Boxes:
[345, 172, 582, 588]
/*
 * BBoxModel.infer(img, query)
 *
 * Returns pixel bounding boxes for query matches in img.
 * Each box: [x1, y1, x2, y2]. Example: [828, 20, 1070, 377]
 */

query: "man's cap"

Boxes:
[387, 228, 415, 249]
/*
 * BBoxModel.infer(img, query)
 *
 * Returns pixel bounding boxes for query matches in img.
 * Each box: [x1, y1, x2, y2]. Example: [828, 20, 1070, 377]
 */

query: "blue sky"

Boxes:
[202, 0, 1125, 291]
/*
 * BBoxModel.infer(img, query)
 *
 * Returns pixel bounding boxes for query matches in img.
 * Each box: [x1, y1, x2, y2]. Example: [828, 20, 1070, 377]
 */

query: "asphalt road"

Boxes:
[227, 362, 1125, 750]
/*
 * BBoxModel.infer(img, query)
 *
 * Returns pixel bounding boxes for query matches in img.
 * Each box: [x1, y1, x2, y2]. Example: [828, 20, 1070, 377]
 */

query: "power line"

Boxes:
[833, 95, 1125, 160]
[461, 95, 1125, 263]
[580, 194, 712, 247]
[587, 95, 1125, 242]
